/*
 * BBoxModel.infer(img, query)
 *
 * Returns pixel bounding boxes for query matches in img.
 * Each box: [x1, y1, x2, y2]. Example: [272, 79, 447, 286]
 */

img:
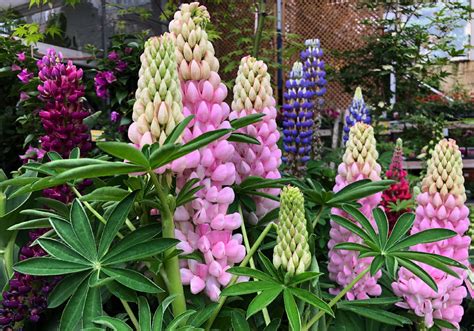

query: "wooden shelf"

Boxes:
[404, 159, 474, 170]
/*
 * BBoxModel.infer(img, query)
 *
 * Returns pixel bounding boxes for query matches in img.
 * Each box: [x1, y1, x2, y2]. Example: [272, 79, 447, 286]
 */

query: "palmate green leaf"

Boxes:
[106, 281, 138, 303]
[94, 316, 132, 331]
[48, 271, 90, 308]
[226, 266, 277, 282]
[287, 272, 322, 286]
[338, 297, 401, 306]
[327, 180, 394, 204]
[230, 113, 265, 129]
[288, 287, 334, 317]
[373, 208, 389, 247]
[221, 281, 279, 296]
[397, 258, 438, 291]
[70, 147, 81, 159]
[49, 217, 92, 259]
[258, 251, 280, 280]
[98, 191, 138, 258]
[36, 197, 69, 217]
[247, 287, 282, 318]
[14, 257, 90, 276]
[239, 177, 292, 191]
[333, 242, 371, 254]
[176, 178, 202, 207]
[8, 218, 51, 230]
[83, 286, 102, 328]
[341, 205, 378, 242]
[166, 310, 196, 331]
[227, 132, 260, 145]
[71, 200, 97, 260]
[139, 296, 151, 331]
[338, 306, 411, 327]
[59, 276, 89, 331]
[80, 187, 130, 202]
[103, 238, 178, 265]
[370, 255, 384, 276]
[330, 214, 374, 245]
[106, 224, 160, 259]
[97, 141, 150, 168]
[393, 251, 465, 278]
[388, 228, 457, 252]
[20, 209, 63, 219]
[152, 294, 176, 331]
[40, 158, 111, 171]
[231, 311, 250, 331]
[37, 238, 91, 265]
[385, 213, 415, 249]
[187, 303, 218, 327]
[385, 256, 398, 279]
[54, 162, 145, 183]
[433, 318, 457, 330]
[164, 115, 194, 145]
[102, 267, 162, 293]
[47, 151, 62, 161]
[283, 289, 300, 331]
[149, 144, 179, 169]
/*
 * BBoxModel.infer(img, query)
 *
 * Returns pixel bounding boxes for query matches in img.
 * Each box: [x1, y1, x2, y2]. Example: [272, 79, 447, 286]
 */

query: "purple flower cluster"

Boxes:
[342, 87, 371, 144]
[0, 230, 60, 329]
[36, 49, 91, 157]
[94, 50, 128, 99]
[282, 62, 315, 175]
[300, 39, 327, 158]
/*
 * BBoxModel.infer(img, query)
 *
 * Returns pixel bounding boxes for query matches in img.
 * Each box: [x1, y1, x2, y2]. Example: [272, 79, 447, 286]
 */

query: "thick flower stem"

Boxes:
[149, 171, 186, 318]
[238, 205, 271, 326]
[303, 267, 370, 331]
[205, 221, 275, 330]
[120, 299, 139, 330]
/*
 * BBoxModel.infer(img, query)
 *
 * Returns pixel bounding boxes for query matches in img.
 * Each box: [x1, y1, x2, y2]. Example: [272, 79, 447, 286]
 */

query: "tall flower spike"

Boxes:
[282, 61, 314, 176]
[343, 87, 371, 144]
[170, 2, 245, 301]
[230, 56, 282, 218]
[381, 138, 412, 229]
[392, 139, 470, 329]
[129, 33, 184, 148]
[328, 123, 383, 300]
[273, 186, 311, 276]
[300, 39, 326, 158]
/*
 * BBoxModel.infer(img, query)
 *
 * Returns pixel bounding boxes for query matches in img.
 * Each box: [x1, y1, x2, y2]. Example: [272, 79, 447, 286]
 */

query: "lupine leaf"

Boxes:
[283, 289, 300, 331]
[330, 214, 374, 244]
[341, 205, 378, 242]
[80, 187, 130, 202]
[393, 252, 464, 278]
[221, 281, 280, 296]
[152, 295, 176, 331]
[54, 163, 144, 182]
[338, 297, 401, 306]
[258, 251, 280, 280]
[230, 113, 264, 129]
[8, 218, 51, 230]
[231, 311, 250, 331]
[139, 296, 151, 331]
[288, 287, 334, 317]
[37, 238, 91, 265]
[369, 255, 384, 276]
[94, 316, 133, 331]
[164, 115, 194, 145]
[105, 224, 160, 259]
[97, 141, 150, 168]
[98, 191, 138, 258]
[14, 257, 90, 276]
[339, 306, 410, 326]
[48, 271, 90, 308]
[187, 303, 218, 327]
[166, 310, 196, 330]
[397, 258, 438, 291]
[83, 285, 102, 328]
[36, 197, 69, 217]
[41, 158, 110, 171]
[373, 208, 389, 248]
[247, 287, 282, 318]
[71, 200, 97, 260]
[103, 238, 178, 265]
[106, 281, 138, 303]
[227, 132, 261, 145]
[263, 319, 281, 331]
[287, 272, 322, 286]
[49, 217, 91, 259]
[385, 256, 398, 279]
[59, 276, 89, 331]
[333, 243, 371, 253]
[227, 266, 278, 283]
[388, 229, 457, 252]
[149, 144, 179, 169]
[102, 267, 162, 293]
[385, 213, 415, 249]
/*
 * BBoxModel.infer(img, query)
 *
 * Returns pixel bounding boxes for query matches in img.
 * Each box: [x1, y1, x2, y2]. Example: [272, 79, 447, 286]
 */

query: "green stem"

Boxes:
[149, 171, 186, 318]
[4, 231, 18, 278]
[238, 205, 271, 326]
[311, 207, 323, 231]
[252, 0, 266, 58]
[205, 221, 275, 330]
[120, 299, 139, 330]
[303, 267, 370, 331]
[71, 186, 124, 239]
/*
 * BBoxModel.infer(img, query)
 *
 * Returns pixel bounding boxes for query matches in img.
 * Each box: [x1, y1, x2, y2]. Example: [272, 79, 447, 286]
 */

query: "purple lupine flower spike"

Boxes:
[342, 87, 371, 144]
[300, 39, 326, 159]
[282, 61, 315, 176]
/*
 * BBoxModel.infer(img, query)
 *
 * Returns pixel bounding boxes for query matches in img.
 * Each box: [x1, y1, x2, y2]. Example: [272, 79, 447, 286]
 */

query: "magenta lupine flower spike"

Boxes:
[328, 122, 383, 300]
[392, 139, 470, 329]
[230, 56, 282, 218]
[37, 48, 91, 157]
[169, 2, 245, 301]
